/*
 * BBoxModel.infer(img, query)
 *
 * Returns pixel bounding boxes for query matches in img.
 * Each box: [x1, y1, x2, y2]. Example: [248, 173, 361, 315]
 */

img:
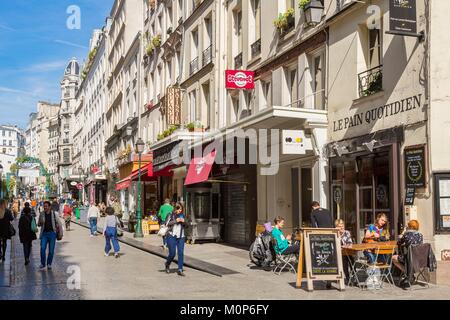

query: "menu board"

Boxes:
[405, 187, 416, 205]
[309, 234, 339, 275]
[405, 146, 426, 188]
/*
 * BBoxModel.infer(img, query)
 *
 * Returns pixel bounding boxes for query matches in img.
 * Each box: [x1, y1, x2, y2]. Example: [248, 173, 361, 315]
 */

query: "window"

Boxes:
[189, 90, 197, 123]
[63, 149, 70, 163]
[434, 173, 450, 233]
[369, 29, 381, 69]
[286, 67, 298, 107]
[202, 82, 211, 128]
[312, 51, 325, 110]
[253, 0, 261, 41]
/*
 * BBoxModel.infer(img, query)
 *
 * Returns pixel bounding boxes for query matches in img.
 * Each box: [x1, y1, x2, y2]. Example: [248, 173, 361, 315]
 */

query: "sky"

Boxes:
[0, 0, 114, 129]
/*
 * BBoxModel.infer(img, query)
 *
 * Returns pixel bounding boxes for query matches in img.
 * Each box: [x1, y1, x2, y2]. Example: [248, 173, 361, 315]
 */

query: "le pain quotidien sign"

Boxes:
[333, 94, 423, 133]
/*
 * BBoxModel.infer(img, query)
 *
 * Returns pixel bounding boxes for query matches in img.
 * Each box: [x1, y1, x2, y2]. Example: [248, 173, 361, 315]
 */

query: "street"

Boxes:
[1, 220, 450, 300]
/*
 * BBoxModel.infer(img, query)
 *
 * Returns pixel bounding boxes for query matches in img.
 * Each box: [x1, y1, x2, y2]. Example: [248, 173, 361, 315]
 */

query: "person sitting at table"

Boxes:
[363, 213, 390, 264]
[392, 220, 423, 274]
[335, 219, 354, 284]
[271, 216, 299, 256]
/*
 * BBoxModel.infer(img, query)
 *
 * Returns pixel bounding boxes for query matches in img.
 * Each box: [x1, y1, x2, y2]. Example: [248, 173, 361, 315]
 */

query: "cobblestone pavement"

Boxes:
[1, 220, 450, 300]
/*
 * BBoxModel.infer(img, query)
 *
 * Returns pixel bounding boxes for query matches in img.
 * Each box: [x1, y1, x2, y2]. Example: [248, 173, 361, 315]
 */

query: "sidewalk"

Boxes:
[72, 216, 250, 277]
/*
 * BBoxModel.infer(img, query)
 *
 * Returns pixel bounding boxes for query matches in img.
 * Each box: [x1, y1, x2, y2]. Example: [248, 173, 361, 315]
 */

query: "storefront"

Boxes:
[328, 127, 403, 243]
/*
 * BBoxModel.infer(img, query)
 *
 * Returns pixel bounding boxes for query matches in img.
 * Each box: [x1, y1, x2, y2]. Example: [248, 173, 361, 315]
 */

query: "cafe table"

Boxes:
[341, 241, 397, 289]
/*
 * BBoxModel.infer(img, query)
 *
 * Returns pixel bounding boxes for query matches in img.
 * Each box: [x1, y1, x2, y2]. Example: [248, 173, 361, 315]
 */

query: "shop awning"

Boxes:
[184, 150, 217, 186]
[115, 163, 154, 191]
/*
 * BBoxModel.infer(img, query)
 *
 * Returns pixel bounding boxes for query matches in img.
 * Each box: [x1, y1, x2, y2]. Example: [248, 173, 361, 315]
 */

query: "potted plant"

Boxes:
[185, 122, 195, 132]
[273, 8, 295, 33]
[152, 34, 162, 48]
[146, 43, 154, 56]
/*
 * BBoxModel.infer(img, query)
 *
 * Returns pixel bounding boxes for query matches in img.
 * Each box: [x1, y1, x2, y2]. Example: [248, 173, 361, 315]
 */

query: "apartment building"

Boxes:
[0, 125, 25, 174]
[34, 102, 60, 170]
[104, 0, 145, 216]
[47, 117, 60, 177]
[25, 112, 38, 159]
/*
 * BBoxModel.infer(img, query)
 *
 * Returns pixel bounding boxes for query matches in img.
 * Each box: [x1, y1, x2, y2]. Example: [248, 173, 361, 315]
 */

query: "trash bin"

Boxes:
[128, 212, 136, 233]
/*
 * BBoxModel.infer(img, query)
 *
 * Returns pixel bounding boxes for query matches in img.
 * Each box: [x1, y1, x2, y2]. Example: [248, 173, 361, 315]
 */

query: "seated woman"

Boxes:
[271, 216, 299, 255]
[392, 220, 423, 274]
[363, 213, 390, 264]
[336, 219, 354, 284]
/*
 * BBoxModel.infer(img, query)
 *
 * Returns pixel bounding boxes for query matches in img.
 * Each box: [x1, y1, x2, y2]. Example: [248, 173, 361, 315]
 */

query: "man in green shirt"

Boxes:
[158, 199, 173, 249]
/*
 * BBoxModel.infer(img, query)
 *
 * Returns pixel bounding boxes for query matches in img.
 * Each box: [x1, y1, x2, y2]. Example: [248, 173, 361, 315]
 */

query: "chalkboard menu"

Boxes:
[405, 146, 426, 188]
[309, 234, 339, 275]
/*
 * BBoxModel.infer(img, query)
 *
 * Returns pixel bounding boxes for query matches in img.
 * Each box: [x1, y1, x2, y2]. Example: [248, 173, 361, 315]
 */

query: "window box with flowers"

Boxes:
[152, 34, 162, 48]
[274, 8, 295, 35]
[185, 121, 205, 133]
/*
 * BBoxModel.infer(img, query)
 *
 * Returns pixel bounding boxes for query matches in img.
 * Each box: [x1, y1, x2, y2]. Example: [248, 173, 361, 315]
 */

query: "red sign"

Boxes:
[226, 70, 255, 90]
[91, 166, 101, 174]
[76, 183, 84, 190]
[185, 150, 217, 186]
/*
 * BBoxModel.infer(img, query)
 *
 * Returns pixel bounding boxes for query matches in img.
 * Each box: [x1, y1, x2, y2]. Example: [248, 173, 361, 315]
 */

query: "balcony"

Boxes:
[190, 57, 199, 76]
[234, 52, 243, 69]
[202, 45, 213, 67]
[358, 65, 383, 97]
[251, 39, 261, 59]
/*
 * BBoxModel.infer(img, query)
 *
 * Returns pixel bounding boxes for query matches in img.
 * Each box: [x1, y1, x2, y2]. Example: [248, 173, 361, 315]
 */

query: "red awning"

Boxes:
[184, 150, 217, 186]
[116, 179, 131, 191]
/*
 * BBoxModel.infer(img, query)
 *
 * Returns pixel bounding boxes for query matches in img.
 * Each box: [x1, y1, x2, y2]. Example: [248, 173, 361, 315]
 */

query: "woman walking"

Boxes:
[63, 202, 73, 231]
[0, 199, 14, 262]
[165, 203, 186, 276]
[103, 207, 120, 258]
[19, 206, 37, 265]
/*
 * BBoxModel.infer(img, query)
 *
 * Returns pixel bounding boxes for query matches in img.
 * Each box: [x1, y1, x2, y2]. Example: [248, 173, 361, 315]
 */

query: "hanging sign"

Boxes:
[405, 187, 416, 205]
[388, 0, 418, 35]
[405, 145, 426, 188]
[225, 70, 255, 90]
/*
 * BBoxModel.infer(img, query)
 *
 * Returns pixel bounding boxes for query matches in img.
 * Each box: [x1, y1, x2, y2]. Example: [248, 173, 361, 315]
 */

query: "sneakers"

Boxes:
[114, 253, 120, 259]
[104, 252, 110, 257]
[47, 265, 52, 270]
[177, 270, 185, 277]
[90, 235, 94, 238]
[165, 264, 170, 274]
[39, 265, 46, 270]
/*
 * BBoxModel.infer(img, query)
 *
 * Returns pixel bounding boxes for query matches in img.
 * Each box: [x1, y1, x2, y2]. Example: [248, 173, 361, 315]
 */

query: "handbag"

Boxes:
[53, 212, 64, 241]
[31, 217, 38, 233]
[9, 223, 16, 238]
[157, 216, 170, 237]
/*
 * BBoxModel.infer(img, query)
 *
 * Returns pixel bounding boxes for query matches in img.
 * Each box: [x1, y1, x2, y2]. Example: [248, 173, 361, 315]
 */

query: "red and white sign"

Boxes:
[76, 183, 84, 190]
[185, 150, 217, 186]
[226, 70, 255, 90]
[91, 166, 101, 175]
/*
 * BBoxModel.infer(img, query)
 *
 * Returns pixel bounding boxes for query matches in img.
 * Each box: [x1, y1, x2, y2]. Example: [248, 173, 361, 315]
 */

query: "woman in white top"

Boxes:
[103, 207, 120, 258]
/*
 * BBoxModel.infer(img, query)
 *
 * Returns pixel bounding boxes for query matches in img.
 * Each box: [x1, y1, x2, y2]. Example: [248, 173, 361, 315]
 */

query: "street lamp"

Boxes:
[134, 138, 145, 238]
[78, 166, 84, 204]
[0, 164, 3, 199]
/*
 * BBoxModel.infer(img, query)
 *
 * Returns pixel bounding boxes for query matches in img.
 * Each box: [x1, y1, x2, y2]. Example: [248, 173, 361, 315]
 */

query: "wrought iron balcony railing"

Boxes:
[234, 52, 243, 69]
[190, 57, 199, 75]
[251, 39, 261, 59]
[358, 65, 383, 97]
[202, 45, 213, 67]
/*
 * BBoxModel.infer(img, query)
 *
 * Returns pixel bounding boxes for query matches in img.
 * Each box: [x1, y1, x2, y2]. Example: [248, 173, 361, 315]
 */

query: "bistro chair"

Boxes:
[360, 245, 396, 289]
[398, 243, 434, 290]
[272, 238, 297, 275]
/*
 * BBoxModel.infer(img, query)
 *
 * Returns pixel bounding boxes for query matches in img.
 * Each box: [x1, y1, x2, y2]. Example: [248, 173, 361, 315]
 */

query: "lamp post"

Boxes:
[0, 164, 3, 200]
[134, 138, 145, 238]
[78, 166, 84, 204]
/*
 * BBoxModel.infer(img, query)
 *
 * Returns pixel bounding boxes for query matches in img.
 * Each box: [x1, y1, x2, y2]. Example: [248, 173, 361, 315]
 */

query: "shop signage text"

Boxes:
[389, 0, 417, 34]
[333, 94, 422, 132]
[226, 70, 255, 90]
[405, 145, 426, 188]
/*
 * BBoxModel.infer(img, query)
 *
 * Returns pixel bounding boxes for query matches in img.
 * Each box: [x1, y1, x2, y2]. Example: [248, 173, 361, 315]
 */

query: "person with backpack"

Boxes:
[38, 201, 62, 270]
[19, 206, 37, 266]
[103, 207, 120, 258]
[63, 202, 73, 231]
[0, 199, 14, 262]
[165, 203, 186, 276]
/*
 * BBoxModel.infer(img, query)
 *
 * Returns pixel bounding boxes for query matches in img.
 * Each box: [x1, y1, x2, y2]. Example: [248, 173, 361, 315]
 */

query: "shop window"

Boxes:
[434, 173, 450, 233]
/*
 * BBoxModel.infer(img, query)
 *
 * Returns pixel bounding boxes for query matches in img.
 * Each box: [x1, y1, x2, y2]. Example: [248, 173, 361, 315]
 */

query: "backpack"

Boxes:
[249, 231, 276, 268]
[31, 216, 38, 233]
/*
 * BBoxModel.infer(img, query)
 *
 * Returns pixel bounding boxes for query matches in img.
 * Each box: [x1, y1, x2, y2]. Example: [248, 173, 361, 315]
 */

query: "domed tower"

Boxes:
[57, 57, 80, 186]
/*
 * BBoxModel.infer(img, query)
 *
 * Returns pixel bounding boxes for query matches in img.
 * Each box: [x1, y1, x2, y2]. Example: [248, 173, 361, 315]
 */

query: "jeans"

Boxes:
[282, 244, 300, 255]
[364, 251, 387, 264]
[89, 217, 98, 235]
[23, 241, 32, 261]
[40, 231, 57, 267]
[105, 227, 120, 254]
[166, 235, 185, 271]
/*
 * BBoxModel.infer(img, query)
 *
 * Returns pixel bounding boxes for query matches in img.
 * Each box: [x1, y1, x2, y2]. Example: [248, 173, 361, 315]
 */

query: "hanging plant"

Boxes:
[152, 34, 162, 48]
[299, 0, 311, 10]
[146, 43, 154, 56]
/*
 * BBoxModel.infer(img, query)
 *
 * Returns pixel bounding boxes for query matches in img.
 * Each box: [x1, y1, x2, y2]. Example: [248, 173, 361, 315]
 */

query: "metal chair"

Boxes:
[272, 238, 297, 275]
[399, 243, 432, 290]
[359, 245, 396, 289]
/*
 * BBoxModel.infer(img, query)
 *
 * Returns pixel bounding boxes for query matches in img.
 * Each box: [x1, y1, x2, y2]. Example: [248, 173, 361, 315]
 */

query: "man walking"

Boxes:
[38, 201, 62, 270]
[158, 199, 173, 249]
[311, 201, 333, 228]
[87, 202, 100, 237]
